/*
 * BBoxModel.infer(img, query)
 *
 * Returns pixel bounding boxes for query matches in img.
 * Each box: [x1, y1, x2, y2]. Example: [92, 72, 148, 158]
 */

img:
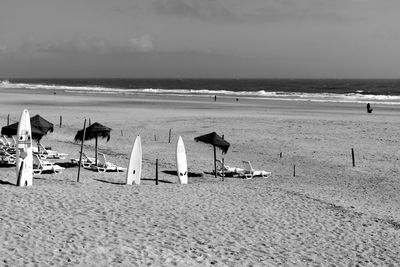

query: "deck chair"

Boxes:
[1, 135, 13, 148]
[6, 136, 16, 148]
[0, 137, 7, 148]
[0, 150, 16, 165]
[32, 154, 64, 175]
[239, 161, 271, 179]
[91, 152, 126, 172]
[36, 143, 68, 159]
[216, 159, 244, 177]
[70, 152, 97, 168]
[0, 136, 16, 153]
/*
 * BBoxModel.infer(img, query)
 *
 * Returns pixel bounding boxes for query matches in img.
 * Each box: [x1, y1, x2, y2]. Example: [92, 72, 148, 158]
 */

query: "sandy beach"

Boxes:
[1, 88, 400, 266]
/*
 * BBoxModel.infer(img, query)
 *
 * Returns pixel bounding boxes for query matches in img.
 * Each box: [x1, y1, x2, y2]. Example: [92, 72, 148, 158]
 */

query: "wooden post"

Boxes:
[293, 164, 296, 177]
[77, 119, 87, 182]
[95, 136, 98, 165]
[88, 119, 91, 126]
[221, 158, 225, 182]
[59, 116, 62, 128]
[213, 145, 217, 178]
[155, 159, 159, 185]
[7, 114, 9, 126]
[154, 135, 157, 141]
[168, 129, 171, 143]
[352, 148, 355, 167]
[121, 130, 123, 136]
[280, 152, 282, 158]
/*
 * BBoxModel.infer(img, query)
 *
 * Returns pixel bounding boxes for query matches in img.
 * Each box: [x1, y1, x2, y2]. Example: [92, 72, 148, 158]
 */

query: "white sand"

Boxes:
[1, 89, 400, 265]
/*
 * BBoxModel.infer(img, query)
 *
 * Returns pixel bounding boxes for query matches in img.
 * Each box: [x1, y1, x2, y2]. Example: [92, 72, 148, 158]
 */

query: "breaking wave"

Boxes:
[1, 79, 400, 105]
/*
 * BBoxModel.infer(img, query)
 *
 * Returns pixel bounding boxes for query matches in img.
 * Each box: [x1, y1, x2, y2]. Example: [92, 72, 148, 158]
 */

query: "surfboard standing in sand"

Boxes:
[16, 109, 33, 186]
[126, 136, 142, 185]
[176, 136, 188, 184]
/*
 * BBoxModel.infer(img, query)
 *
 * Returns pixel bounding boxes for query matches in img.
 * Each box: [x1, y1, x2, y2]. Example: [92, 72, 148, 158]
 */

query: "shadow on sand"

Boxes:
[0, 163, 15, 168]
[94, 178, 174, 184]
[57, 162, 78, 169]
[0, 179, 15, 186]
[93, 178, 125, 185]
[141, 178, 174, 184]
[162, 170, 203, 177]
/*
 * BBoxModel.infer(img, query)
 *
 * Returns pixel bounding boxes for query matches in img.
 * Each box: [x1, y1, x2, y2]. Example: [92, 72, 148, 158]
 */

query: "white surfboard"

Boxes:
[176, 136, 188, 184]
[126, 136, 142, 185]
[16, 109, 33, 187]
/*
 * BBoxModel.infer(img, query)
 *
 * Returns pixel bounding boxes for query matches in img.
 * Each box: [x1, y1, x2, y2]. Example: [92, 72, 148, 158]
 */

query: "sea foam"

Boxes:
[1, 79, 400, 105]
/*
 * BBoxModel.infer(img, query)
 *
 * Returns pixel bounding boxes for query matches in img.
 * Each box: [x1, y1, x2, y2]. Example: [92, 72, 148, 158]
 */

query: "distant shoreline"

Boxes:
[2, 85, 400, 115]
[3, 78, 400, 105]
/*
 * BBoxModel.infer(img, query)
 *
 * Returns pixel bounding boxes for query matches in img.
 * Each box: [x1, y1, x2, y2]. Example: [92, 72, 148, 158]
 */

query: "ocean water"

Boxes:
[1, 78, 400, 105]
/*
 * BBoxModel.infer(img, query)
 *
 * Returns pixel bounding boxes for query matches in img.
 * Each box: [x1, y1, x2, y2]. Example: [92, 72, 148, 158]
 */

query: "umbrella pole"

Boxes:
[95, 136, 98, 165]
[214, 145, 217, 178]
[77, 119, 87, 182]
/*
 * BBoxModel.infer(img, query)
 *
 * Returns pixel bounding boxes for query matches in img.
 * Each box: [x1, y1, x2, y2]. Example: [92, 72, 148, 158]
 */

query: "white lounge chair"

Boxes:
[71, 152, 97, 168]
[0, 136, 16, 154]
[6, 136, 16, 148]
[33, 154, 64, 175]
[1, 135, 15, 148]
[239, 161, 271, 179]
[91, 152, 126, 172]
[216, 159, 244, 177]
[0, 149, 16, 165]
[36, 143, 68, 160]
[0, 136, 7, 148]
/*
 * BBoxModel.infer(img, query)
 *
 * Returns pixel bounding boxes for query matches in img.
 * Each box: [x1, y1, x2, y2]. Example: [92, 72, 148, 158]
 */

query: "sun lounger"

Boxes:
[32, 154, 64, 175]
[239, 161, 271, 179]
[6, 136, 16, 148]
[0, 136, 7, 148]
[71, 152, 97, 168]
[1, 136, 16, 154]
[216, 159, 244, 177]
[90, 152, 126, 172]
[1, 135, 15, 148]
[35, 143, 68, 159]
[0, 149, 16, 165]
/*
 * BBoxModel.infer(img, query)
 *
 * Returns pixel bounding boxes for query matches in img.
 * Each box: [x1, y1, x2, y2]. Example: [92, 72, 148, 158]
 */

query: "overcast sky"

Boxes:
[1, 0, 400, 78]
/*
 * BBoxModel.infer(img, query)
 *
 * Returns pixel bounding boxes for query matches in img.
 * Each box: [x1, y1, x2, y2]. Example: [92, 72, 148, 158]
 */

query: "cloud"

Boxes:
[152, 0, 237, 22]
[36, 37, 112, 54]
[150, 0, 360, 24]
[242, 1, 357, 24]
[5, 35, 156, 57]
[129, 34, 155, 52]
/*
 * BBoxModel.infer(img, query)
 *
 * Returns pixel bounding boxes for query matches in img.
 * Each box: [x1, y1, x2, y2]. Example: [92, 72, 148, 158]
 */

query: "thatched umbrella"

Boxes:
[194, 132, 230, 177]
[30, 115, 54, 136]
[1, 114, 54, 141]
[74, 122, 111, 165]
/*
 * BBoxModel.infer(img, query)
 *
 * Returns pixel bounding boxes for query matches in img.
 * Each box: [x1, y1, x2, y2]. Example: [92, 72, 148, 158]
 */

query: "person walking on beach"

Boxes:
[367, 103, 373, 113]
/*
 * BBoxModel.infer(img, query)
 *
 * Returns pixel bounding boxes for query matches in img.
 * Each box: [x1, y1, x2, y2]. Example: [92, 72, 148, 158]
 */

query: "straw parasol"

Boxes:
[74, 122, 111, 164]
[194, 132, 230, 177]
[1, 114, 54, 141]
